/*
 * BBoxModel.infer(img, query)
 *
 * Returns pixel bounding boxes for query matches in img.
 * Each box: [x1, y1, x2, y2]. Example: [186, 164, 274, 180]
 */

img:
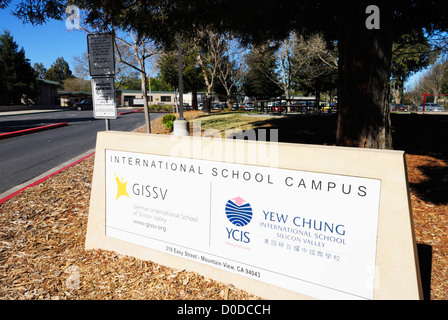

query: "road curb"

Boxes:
[0, 109, 67, 117]
[118, 109, 143, 115]
[0, 151, 95, 205]
[0, 122, 68, 140]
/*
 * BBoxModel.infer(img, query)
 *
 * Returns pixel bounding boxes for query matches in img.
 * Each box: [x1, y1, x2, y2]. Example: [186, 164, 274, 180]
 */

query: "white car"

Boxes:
[245, 102, 255, 111]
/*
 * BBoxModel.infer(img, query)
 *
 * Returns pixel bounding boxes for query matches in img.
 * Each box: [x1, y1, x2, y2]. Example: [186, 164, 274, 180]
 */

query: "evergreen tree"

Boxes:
[44, 57, 73, 83]
[243, 44, 282, 100]
[33, 62, 47, 79]
[0, 30, 38, 105]
[158, 47, 205, 109]
[391, 31, 437, 104]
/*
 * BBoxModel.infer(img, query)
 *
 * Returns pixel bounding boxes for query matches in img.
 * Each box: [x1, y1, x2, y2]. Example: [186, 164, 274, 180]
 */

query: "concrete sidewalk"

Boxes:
[0, 108, 68, 117]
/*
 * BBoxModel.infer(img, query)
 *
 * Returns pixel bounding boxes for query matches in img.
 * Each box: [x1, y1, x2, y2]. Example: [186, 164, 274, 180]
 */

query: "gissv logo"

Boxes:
[225, 197, 252, 243]
[115, 174, 130, 200]
[113, 173, 168, 201]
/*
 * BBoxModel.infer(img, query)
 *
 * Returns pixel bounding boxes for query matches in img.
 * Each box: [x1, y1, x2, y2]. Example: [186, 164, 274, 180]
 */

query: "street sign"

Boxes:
[87, 33, 115, 77]
[91, 77, 117, 119]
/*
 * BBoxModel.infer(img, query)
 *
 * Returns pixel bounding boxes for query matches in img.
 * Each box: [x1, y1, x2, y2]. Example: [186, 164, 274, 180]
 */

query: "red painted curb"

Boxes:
[118, 109, 143, 115]
[0, 122, 68, 140]
[0, 151, 95, 205]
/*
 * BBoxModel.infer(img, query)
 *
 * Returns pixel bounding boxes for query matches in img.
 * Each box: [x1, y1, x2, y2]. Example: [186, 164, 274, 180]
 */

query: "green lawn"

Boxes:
[191, 112, 274, 137]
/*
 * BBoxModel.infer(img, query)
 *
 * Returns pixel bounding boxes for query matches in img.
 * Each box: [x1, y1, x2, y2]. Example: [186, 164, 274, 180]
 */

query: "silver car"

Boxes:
[418, 103, 444, 112]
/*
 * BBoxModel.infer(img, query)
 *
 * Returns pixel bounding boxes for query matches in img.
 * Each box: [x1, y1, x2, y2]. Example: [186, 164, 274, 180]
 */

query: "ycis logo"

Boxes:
[225, 197, 252, 243]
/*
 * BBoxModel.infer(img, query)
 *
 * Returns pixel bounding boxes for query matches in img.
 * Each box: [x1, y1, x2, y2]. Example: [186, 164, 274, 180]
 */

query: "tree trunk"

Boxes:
[141, 71, 151, 133]
[336, 1, 393, 149]
[192, 88, 198, 109]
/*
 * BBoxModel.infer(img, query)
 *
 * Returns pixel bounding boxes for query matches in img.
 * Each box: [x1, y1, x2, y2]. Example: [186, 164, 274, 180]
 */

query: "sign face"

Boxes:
[87, 33, 115, 76]
[105, 149, 381, 300]
[133, 98, 144, 105]
[91, 77, 117, 119]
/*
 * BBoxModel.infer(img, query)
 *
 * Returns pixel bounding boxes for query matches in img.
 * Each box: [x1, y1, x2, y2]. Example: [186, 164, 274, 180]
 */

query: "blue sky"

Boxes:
[0, 5, 87, 73]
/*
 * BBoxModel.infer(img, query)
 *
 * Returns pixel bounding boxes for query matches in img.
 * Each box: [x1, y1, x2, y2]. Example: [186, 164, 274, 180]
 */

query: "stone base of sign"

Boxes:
[173, 119, 189, 136]
[85, 131, 422, 300]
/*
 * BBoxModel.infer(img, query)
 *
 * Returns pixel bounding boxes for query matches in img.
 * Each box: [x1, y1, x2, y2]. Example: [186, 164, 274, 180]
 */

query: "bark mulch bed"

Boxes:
[0, 111, 447, 300]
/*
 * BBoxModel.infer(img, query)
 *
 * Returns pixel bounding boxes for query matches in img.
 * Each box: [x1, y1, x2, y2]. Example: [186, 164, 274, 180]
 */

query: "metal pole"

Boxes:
[177, 34, 184, 120]
[105, 119, 110, 131]
[423, 92, 426, 114]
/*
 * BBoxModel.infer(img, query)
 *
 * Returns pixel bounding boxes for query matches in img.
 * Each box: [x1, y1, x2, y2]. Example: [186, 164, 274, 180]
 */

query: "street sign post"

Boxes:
[87, 33, 115, 77]
[91, 77, 117, 120]
[87, 33, 117, 129]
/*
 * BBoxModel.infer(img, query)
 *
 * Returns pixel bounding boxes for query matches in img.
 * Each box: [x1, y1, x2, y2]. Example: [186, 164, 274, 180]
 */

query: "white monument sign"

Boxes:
[86, 132, 423, 300]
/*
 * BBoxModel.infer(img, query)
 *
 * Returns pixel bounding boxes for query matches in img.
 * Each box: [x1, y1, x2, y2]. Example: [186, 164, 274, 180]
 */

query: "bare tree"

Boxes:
[115, 31, 159, 133]
[195, 30, 224, 113]
[276, 34, 297, 100]
[248, 32, 337, 101]
[216, 35, 245, 107]
[420, 60, 448, 103]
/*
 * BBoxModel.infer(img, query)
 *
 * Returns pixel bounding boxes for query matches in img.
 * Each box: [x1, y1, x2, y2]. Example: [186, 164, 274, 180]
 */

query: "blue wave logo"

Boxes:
[225, 197, 253, 227]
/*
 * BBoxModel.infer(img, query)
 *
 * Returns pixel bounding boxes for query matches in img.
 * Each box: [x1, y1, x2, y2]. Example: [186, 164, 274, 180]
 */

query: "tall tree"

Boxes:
[0, 30, 38, 105]
[33, 62, 47, 79]
[243, 43, 282, 99]
[420, 59, 448, 103]
[44, 57, 74, 83]
[195, 30, 227, 114]
[391, 31, 437, 104]
[215, 35, 244, 107]
[114, 31, 159, 133]
[158, 45, 204, 109]
[294, 34, 338, 108]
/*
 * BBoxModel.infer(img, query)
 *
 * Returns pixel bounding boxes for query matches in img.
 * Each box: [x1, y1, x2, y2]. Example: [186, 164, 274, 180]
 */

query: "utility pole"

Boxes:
[173, 34, 189, 136]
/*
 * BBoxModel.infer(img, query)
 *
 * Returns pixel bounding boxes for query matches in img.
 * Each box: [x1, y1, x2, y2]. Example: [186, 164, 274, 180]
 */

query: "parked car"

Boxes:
[245, 102, 255, 111]
[73, 99, 93, 110]
[390, 103, 408, 112]
[432, 105, 444, 112]
[183, 103, 193, 110]
[418, 103, 444, 112]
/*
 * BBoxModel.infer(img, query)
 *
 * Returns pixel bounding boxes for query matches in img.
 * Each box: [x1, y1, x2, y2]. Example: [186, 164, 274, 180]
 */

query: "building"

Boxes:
[117, 89, 225, 107]
[32, 79, 64, 106]
[58, 91, 92, 107]
[117, 89, 178, 107]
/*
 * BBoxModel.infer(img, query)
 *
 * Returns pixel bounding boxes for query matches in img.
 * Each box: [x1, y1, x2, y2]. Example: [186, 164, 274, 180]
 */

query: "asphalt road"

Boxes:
[0, 109, 163, 195]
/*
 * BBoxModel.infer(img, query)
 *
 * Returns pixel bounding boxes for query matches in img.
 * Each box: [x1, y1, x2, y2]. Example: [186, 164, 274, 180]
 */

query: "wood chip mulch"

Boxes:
[0, 111, 447, 300]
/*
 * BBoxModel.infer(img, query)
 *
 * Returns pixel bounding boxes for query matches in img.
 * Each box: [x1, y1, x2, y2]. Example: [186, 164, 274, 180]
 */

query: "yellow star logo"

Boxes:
[115, 174, 130, 200]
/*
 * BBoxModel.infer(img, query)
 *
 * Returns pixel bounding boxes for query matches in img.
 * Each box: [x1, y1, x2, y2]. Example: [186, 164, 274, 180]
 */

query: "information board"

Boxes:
[105, 149, 381, 300]
[87, 33, 115, 76]
[91, 77, 117, 119]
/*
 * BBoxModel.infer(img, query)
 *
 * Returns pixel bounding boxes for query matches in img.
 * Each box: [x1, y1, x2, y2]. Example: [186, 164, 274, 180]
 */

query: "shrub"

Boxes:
[161, 113, 176, 131]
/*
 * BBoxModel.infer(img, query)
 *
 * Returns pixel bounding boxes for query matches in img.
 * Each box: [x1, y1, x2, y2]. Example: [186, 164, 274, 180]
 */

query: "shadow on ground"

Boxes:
[235, 112, 447, 206]
[391, 113, 448, 206]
